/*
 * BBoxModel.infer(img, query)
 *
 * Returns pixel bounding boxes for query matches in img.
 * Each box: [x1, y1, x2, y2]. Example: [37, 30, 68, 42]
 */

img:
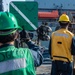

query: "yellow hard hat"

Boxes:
[59, 14, 71, 22]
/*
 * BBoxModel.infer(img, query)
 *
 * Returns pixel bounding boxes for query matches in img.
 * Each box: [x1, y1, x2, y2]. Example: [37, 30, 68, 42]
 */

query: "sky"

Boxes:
[3, 0, 34, 11]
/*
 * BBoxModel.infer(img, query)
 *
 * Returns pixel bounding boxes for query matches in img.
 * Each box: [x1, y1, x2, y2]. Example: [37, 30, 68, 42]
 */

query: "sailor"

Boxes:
[49, 14, 75, 75]
[0, 12, 36, 75]
[37, 22, 52, 41]
[19, 28, 43, 68]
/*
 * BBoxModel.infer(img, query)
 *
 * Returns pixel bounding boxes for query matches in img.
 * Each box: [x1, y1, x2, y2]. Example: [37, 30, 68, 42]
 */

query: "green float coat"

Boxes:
[0, 44, 36, 75]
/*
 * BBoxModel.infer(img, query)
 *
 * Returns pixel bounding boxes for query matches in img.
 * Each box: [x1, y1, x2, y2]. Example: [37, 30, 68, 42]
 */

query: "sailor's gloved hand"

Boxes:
[19, 29, 30, 43]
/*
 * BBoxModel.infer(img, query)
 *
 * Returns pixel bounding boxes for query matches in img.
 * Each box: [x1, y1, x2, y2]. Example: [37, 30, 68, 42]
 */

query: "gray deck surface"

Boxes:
[36, 49, 52, 75]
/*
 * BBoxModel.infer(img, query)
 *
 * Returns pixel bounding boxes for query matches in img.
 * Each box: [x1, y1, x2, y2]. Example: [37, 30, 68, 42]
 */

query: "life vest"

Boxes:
[51, 29, 74, 62]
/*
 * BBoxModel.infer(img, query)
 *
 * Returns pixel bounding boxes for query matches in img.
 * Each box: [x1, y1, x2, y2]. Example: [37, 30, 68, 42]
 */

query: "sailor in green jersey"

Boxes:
[0, 12, 36, 75]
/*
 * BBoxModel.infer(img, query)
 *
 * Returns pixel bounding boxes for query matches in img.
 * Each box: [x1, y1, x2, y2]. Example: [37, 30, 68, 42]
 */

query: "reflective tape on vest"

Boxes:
[54, 33, 69, 38]
[0, 58, 26, 74]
